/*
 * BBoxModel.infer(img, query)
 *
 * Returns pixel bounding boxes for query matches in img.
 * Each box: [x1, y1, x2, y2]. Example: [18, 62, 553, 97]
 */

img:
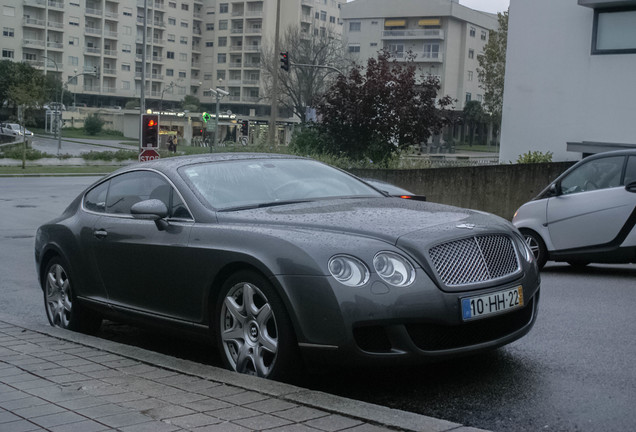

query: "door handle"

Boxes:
[93, 229, 108, 239]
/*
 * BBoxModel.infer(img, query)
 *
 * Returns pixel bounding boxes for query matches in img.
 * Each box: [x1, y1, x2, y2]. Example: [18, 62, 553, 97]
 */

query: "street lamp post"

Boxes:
[209, 88, 228, 153]
[41, 56, 60, 140]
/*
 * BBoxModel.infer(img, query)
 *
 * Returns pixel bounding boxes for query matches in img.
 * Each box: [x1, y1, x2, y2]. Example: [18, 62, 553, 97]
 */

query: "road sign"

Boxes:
[139, 148, 160, 162]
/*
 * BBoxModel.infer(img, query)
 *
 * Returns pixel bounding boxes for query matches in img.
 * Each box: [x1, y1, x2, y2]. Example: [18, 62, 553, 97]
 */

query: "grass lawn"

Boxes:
[32, 127, 137, 144]
[0, 165, 119, 176]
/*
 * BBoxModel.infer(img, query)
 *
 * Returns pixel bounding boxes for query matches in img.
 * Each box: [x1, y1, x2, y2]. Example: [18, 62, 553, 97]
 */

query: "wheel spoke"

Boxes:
[242, 283, 260, 317]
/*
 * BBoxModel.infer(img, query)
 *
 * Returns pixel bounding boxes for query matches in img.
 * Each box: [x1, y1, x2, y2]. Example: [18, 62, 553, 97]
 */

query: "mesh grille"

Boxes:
[429, 235, 520, 287]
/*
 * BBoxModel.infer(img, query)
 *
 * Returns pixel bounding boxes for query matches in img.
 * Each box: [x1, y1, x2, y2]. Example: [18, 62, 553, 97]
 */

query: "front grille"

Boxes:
[406, 298, 535, 351]
[429, 234, 520, 287]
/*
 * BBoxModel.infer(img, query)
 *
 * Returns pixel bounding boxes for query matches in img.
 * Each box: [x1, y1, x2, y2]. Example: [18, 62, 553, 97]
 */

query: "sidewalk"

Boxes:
[0, 313, 485, 432]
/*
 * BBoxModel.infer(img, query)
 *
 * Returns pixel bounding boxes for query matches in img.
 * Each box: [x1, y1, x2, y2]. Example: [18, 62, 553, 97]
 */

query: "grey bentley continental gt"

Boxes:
[36, 153, 540, 380]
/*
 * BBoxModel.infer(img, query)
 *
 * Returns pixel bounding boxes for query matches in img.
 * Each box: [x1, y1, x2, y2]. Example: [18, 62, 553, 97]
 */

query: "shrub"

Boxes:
[516, 150, 553, 164]
[84, 113, 105, 136]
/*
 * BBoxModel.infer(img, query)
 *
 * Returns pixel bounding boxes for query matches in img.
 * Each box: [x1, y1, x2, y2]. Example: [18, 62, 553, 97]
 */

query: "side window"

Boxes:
[106, 171, 165, 214]
[624, 156, 636, 185]
[84, 181, 109, 212]
[560, 156, 624, 195]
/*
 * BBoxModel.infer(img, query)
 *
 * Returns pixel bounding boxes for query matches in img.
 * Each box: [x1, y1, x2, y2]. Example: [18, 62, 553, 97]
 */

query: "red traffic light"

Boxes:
[147, 119, 157, 127]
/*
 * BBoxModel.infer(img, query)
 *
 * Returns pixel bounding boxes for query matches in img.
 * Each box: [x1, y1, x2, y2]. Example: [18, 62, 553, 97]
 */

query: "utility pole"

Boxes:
[268, 0, 281, 147]
[140, 0, 148, 151]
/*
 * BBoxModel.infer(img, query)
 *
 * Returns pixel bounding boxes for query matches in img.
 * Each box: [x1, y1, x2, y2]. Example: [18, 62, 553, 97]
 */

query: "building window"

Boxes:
[219, 20, 228, 30]
[123, 9, 132, 16]
[168, 34, 175, 42]
[466, 92, 472, 102]
[218, 53, 226, 63]
[2, 27, 14, 37]
[330, 16, 335, 23]
[370, 42, 378, 47]
[219, 3, 228, 13]
[481, 30, 487, 41]
[217, 70, 226, 80]
[205, 41, 214, 47]
[68, 56, 78, 66]
[348, 45, 360, 53]
[23, 53, 36, 61]
[218, 36, 227, 46]
[477, 94, 483, 102]
[593, 8, 636, 54]
[167, 69, 174, 76]
[122, 81, 130, 90]
[349, 22, 361, 32]
[181, 3, 189, 11]
[3, 6, 15, 17]
[68, 36, 78, 46]
[69, 16, 80, 26]
[180, 36, 188, 45]
[468, 70, 473, 81]
[179, 53, 187, 61]
[121, 63, 131, 71]
[2, 49, 14, 58]
[179, 71, 186, 78]
[169, 1, 176, 8]
[206, 23, 214, 31]
[320, 10, 327, 21]
[167, 51, 175, 59]
[122, 44, 131, 53]
[468, 49, 474, 59]
[470, 26, 476, 37]
[181, 21, 189, 28]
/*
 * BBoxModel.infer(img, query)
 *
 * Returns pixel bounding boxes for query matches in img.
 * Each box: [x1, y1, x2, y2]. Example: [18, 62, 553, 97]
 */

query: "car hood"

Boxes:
[215, 197, 512, 246]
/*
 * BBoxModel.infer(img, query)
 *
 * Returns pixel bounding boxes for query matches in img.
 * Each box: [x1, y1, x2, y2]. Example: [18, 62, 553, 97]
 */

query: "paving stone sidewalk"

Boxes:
[0, 315, 484, 432]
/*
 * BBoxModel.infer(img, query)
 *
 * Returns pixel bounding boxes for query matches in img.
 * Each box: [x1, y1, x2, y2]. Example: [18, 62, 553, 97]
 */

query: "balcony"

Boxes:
[47, 41, 64, 50]
[245, 10, 263, 17]
[104, 30, 118, 38]
[23, 17, 46, 27]
[85, 8, 103, 17]
[193, 11, 202, 19]
[393, 51, 444, 63]
[382, 29, 444, 40]
[102, 86, 116, 93]
[47, 20, 64, 29]
[229, 62, 242, 68]
[153, 38, 165, 45]
[85, 27, 102, 36]
[245, 27, 262, 35]
[83, 85, 101, 92]
[230, 45, 244, 52]
[231, 10, 244, 17]
[105, 11, 118, 19]
[191, 62, 201, 69]
[48, 0, 64, 9]
[243, 45, 261, 52]
[84, 47, 102, 55]
[242, 79, 259, 86]
[23, 0, 46, 7]
[102, 68, 117, 76]
[231, 28, 244, 34]
[104, 49, 117, 57]
[23, 39, 46, 48]
[151, 74, 164, 80]
[243, 62, 260, 68]
[153, 20, 165, 27]
[152, 55, 163, 62]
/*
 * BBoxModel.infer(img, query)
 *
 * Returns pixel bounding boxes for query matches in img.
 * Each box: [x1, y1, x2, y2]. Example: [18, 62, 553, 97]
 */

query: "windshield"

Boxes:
[180, 158, 383, 210]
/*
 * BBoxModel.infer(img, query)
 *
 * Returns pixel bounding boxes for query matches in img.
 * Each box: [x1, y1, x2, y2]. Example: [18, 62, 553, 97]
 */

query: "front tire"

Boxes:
[215, 270, 299, 380]
[520, 229, 548, 270]
[43, 256, 101, 334]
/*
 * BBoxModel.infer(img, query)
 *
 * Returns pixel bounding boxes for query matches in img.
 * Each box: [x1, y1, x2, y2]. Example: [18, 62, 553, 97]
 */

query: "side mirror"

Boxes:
[626, 181, 636, 193]
[131, 199, 169, 230]
[548, 183, 559, 197]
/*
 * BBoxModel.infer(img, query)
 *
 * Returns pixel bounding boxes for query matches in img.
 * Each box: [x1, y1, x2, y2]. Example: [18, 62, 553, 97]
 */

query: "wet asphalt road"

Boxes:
[1, 176, 635, 432]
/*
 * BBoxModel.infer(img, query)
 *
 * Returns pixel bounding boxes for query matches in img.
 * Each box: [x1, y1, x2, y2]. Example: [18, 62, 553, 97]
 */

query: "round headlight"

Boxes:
[373, 252, 415, 287]
[328, 255, 370, 287]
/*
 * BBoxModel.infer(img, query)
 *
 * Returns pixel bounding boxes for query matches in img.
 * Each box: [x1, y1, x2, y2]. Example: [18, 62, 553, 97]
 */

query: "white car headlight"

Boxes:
[328, 255, 370, 287]
[373, 252, 415, 287]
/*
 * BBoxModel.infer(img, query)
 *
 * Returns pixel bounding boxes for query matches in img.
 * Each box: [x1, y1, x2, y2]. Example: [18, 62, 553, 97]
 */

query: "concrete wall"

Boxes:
[351, 162, 574, 220]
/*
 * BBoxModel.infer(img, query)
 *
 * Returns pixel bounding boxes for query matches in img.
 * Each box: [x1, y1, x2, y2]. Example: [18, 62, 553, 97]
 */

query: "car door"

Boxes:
[546, 155, 636, 250]
[90, 170, 201, 322]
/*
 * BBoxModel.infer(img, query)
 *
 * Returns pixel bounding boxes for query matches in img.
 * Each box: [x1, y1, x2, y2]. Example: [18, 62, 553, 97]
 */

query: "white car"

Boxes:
[0, 123, 34, 137]
[513, 150, 636, 269]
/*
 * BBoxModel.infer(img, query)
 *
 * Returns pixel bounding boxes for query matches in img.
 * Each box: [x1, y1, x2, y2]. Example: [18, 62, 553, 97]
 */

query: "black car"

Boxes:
[36, 153, 540, 380]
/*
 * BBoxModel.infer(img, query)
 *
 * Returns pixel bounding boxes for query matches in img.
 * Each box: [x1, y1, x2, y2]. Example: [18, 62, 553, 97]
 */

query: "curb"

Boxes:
[0, 312, 486, 432]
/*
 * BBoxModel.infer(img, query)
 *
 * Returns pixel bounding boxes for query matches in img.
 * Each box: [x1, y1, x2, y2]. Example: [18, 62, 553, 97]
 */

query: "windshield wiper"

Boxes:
[218, 199, 313, 212]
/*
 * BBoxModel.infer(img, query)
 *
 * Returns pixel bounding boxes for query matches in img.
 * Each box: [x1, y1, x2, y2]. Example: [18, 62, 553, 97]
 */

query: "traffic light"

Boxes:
[241, 120, 249, 136]
[141, 114, 159, 148]
[280, 51, 289, 71]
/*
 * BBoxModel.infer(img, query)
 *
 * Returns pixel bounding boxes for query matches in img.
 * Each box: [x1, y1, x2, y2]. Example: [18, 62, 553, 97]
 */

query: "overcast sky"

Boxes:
[459, 0, 509, 13]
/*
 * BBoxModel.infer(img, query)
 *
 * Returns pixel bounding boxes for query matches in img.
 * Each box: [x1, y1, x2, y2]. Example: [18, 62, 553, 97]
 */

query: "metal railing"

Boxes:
[382, 29, 444, 39]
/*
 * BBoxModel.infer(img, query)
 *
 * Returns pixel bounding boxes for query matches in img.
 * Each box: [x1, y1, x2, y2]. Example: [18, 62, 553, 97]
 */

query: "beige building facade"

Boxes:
[340, 0, 497, 110]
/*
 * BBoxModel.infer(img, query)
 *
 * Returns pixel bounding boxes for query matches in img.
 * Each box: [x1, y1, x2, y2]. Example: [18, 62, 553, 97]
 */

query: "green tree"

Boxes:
[0, 60, 54, 120]
[181, 95, 201, 112]
[261, 25, 349, 122]
[463, 100, 485, 146]
[477, 11, 508, 135]
[316, 51, 454, 163]
[84, 113, 105, 135]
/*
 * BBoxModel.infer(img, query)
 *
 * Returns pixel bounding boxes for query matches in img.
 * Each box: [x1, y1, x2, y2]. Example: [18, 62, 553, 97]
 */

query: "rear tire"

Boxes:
[520, 229, 548, 270]
[215, 270, 300, 381]
[43, 256, 101, 334]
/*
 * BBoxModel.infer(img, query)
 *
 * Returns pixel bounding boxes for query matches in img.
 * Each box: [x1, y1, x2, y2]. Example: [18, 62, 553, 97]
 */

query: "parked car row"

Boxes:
[0, 123, 33, 137]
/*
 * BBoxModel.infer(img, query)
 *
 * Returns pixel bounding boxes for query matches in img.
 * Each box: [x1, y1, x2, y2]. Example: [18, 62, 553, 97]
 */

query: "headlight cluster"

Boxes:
[516, 233, 535, 263]
[328, 252, 415, 287]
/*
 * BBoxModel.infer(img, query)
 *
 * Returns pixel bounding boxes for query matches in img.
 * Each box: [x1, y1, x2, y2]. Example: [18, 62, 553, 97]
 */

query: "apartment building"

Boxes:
[340, 0, 497, 110]
[0, 0, 345, 122]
